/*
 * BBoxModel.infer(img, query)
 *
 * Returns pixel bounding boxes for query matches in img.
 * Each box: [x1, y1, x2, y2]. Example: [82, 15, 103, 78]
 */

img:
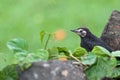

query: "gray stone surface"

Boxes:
[18, 60, 87, 80]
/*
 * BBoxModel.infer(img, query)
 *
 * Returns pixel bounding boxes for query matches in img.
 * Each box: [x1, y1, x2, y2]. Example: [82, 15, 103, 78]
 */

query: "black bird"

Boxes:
[71, 27, 112, 52]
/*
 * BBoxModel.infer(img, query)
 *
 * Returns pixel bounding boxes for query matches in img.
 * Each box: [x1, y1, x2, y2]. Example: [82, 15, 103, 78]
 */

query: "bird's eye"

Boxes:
[80, 30, 83, 33]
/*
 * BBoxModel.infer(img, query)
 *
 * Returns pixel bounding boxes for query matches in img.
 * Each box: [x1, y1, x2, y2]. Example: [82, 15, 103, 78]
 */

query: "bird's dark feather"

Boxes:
[75, 27, 112, 52]
[80, 32, 112, 52]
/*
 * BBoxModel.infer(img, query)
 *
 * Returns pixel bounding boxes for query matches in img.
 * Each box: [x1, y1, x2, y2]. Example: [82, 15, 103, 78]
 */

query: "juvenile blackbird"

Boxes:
[71, 27, 112, 52]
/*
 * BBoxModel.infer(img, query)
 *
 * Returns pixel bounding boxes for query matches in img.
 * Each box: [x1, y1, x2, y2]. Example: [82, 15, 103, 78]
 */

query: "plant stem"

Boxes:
[69, 50, 83, 66]
[44, 34, 51, 50]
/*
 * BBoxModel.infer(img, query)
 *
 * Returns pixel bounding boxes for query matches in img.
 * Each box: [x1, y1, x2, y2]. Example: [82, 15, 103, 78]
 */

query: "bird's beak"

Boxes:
[71, 29, 81, 36]
[71, 29, 79, 33]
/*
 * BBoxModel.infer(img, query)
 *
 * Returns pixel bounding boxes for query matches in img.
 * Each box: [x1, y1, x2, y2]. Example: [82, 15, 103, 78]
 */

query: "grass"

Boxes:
[0, 0, 120, 52]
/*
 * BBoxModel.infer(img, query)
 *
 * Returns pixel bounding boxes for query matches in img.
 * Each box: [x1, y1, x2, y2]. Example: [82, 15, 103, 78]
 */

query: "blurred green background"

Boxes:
[0, 0, 120, 52]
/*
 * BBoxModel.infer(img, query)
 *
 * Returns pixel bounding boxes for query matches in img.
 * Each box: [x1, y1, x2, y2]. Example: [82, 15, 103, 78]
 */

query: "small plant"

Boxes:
[0, 30, 120, 80]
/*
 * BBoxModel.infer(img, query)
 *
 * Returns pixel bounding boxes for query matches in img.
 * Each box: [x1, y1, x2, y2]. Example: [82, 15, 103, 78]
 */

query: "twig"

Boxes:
[69, 50, 83, 66]
[44, 34, 51, 50]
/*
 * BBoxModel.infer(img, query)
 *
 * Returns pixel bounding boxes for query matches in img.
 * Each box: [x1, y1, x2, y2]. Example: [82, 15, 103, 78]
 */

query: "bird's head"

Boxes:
[71, 27, 91, 38]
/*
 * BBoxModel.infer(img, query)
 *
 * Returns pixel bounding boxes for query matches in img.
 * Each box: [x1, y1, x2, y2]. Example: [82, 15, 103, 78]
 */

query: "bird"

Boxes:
[71, 27, 112, 52]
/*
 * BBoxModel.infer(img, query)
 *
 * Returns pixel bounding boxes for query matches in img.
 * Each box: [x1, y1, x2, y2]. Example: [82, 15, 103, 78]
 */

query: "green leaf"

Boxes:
[48, 47, 59, 59]
[0, 64, 18, 80]
[112, 67, 120, 78]
[7, 38, 28, 52]
[73, 47, 87, 57]
[15, 51, 34, 67]
[35, 49, 49, 61]
[40, 30, 46, 43]
[15, 49, 49, 66]
[111, 51, 120, 57]
[117, 60, 120, 66]
[0, 71, 5, 80]
[57, 47, 70, 56]
[14, 51, 28, 64]
[85, 57, 117, 80]
[81, 53, 97, 65]
[92, 46, 111, 56]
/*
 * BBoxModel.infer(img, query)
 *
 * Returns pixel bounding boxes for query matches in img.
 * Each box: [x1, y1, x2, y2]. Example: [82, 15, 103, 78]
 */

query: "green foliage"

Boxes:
[0, 38, 49, 80]
[82, 46, 120, 80]
[62, 45, 120, 80]
[1, 32, 120, 80]
[48, 47, 59, 59]
[92, 46, 111, 56]
[14, 49, 49, 66]
[7, 38, 49, 66]
[48, 46, 69, 60]
[72, 47, 87, 57]
[69, 45, 120, 80]
[57, 47, 70, 56]
[111, 51, 120, 57]
[39, 30, 52, 49]
[40, 30, 46, 43]
[7, 38, 28, 52]
[0, 64, 18, 80]
[81, 53, 97, 65]
[112, 67, 120, 78]
[86, 57, 117, 80]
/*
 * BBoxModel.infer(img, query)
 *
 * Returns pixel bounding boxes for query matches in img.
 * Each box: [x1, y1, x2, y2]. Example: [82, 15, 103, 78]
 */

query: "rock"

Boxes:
[101, 10, 120, 51]
[17, 60, 87, 80]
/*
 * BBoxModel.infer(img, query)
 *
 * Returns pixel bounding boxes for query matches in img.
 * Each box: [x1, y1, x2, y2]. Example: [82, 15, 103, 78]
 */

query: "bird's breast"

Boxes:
[80, 40, 93, 52]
